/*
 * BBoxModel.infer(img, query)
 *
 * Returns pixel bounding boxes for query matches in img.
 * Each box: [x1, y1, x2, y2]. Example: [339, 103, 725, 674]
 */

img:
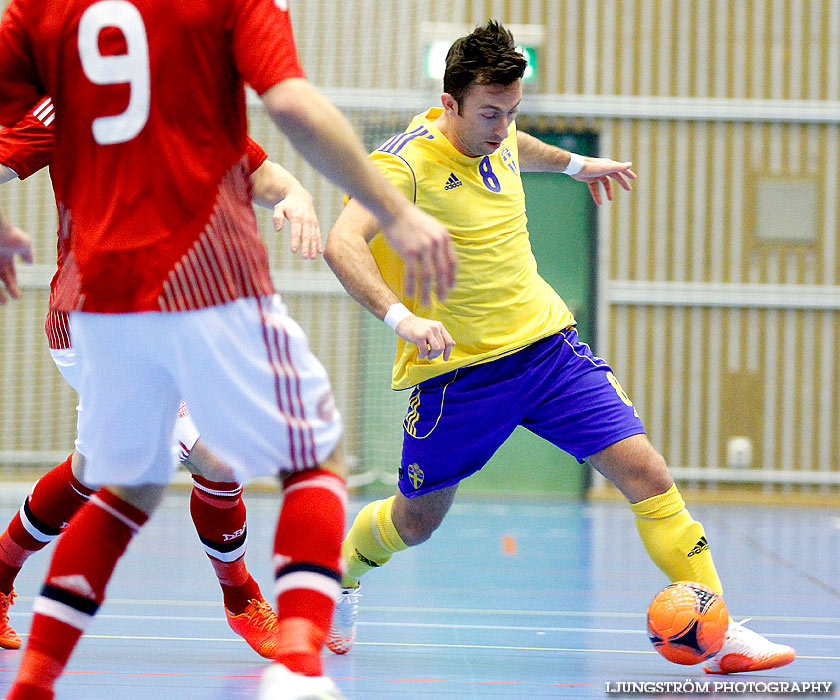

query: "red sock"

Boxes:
[190, 476, 259, 614]
[8, 489, 147, 698]
[0, 455, 94, 594]
[272, 469, 346, 676]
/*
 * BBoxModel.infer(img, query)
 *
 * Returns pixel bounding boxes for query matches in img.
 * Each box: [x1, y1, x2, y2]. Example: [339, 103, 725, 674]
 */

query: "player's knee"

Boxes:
[639, 448, 669, 477]
[105, 483, 166, 516]
[184, 441, 238, 483]
[391, 488, 454, 546]
[393, 510, 440, 546]
[603, 446, 673, 502]
[626, 451, 672, 499]
[396, 522, 435, 546]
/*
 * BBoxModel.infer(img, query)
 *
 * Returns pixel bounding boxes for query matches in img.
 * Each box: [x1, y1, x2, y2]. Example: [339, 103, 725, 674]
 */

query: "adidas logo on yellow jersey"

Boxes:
[444, 173, 462, 190]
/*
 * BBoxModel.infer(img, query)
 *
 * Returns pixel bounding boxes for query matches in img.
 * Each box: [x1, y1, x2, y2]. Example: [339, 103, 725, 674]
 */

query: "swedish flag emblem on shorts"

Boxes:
[406, 463, 424, 490]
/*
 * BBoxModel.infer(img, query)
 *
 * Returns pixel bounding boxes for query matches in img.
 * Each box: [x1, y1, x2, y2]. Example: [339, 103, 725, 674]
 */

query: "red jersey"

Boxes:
[0, 99, 270, 347]
[0, 0, 302, 312]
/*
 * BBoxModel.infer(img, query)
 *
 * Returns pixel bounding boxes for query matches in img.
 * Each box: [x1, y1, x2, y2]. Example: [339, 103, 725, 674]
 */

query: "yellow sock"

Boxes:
[340, 496, 407, 588]
[631, 484, 724, 596]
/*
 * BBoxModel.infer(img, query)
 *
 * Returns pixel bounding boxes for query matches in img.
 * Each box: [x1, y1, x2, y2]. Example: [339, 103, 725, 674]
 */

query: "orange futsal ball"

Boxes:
[647, 581, 729, 665]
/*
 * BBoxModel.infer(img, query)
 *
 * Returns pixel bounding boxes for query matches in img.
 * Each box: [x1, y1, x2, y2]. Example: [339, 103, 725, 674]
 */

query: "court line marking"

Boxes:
[15, 598, 838, 623]
[356, 608, 840, 623]
[9, 614, 836, 640]
[0, 668, 605, 687]
[5, 634, 835, 660]
[351, 643, 838, 662]
[352, 622, 840, 639]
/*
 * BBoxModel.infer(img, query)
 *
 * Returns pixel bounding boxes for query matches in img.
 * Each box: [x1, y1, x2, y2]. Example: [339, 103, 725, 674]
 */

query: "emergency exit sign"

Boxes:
[424, 41, 538, 83]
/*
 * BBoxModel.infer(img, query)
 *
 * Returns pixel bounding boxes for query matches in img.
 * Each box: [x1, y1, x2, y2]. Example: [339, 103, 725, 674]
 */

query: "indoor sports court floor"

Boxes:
[0, 483, 836, 699]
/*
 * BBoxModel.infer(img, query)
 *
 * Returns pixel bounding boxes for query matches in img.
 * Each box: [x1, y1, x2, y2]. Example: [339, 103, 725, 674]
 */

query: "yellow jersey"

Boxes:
[370, 108, 575, 389]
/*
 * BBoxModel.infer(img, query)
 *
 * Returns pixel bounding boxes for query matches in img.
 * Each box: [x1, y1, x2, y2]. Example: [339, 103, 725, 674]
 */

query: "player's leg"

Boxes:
[269, 447, 346, 679]
[173, 296, 348, 699]
[0, 452, 94, 650]
[8, 483, 165, 700]
[586, 434, 724, 593]
[522, 331, 725, 590]
[7, 314, 184, 700]
[330, 360, 521, 654]
[587, 434, 795, 673]
[6, 311, 183, 700]
[340, 484, 458, 589]
[527, 328, 795, 674]
[324, 484, 459, 655]
[178, 411, 280, 658]
[0, 346, 97, 650]
[342, 361, 519, 584]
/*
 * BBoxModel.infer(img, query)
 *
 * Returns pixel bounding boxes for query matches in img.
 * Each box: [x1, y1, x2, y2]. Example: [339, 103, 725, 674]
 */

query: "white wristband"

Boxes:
[562, 152, 585, 176]
[384, 302, 412, 330]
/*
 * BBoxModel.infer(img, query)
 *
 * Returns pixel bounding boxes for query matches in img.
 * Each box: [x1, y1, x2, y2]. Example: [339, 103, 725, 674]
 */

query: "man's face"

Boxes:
[448, 80, 522, 157]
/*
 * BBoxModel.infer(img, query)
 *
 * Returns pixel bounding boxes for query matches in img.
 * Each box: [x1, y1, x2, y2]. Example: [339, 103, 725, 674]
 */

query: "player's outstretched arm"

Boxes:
[0, 210, 33, 304]
[516, 130, 636, 205]
[249, 159, 322, 259]
[261, 78, 456, 305]
[324, 200, 455, 361]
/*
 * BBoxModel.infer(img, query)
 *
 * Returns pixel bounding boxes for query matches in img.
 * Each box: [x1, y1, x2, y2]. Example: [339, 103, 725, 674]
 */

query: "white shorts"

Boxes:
[70, 295, 342, 486]
[50, 347, 201, 464]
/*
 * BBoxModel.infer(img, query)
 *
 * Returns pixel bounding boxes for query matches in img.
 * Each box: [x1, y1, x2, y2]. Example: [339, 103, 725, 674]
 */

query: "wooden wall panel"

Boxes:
[1, 1, 838, 492]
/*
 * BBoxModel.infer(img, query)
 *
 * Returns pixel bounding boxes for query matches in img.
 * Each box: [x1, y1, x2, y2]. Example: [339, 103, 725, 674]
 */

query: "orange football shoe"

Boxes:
[226, 597, 280, 659]
[0, 590, 21, 650]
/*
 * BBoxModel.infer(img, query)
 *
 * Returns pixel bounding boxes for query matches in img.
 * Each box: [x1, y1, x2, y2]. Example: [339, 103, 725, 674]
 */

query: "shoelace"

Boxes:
[241, 599, 278, 631]
[0, 591, 15, 611]
[336, 590, 361, 618]
[728, 618, 755, 639]
[726, 618, 783, 654]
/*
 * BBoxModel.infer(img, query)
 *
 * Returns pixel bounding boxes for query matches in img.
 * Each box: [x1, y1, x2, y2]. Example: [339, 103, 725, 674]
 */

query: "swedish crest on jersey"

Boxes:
[500, 145, 517, 173]
[405, 463, 424, 490]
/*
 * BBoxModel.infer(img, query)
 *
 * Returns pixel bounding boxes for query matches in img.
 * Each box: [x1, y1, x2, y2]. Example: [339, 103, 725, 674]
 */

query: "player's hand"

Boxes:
[380, 206, 456, 307]
[395, 314, 455, 361]
[274, 185, 322, 259]
[0, 218, 33, 305]
[570, 157, 637, 205]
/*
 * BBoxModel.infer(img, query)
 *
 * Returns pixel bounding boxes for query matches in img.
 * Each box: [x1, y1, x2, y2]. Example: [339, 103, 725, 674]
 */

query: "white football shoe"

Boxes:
[703, 619, 796, 674]
[325, 585, 361, 655]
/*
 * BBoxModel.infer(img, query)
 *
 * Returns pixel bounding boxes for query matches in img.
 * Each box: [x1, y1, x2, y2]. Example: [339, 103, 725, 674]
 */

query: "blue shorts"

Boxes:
[398, 328, 645, 497]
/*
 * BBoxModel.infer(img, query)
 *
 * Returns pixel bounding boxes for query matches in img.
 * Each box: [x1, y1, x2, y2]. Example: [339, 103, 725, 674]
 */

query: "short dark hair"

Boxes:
[443, 20, 527, 108]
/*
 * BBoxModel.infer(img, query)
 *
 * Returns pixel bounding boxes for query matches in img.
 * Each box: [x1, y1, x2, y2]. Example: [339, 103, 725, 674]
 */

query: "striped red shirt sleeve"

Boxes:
[0, 96, 53, 179]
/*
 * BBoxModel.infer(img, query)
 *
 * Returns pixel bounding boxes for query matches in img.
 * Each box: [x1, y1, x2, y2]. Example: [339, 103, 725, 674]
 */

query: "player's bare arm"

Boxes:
[0, 209, 33, 304]
[260, 78, 456, 306]
[250, 159, 322, 259]
[325, 200, 455, 361]
[516, 131, 637, 205]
